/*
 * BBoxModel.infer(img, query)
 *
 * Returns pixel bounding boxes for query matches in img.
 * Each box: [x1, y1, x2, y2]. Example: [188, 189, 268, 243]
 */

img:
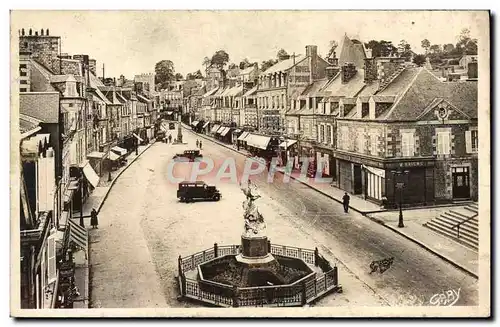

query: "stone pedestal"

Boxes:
[235, 234, 275, 266]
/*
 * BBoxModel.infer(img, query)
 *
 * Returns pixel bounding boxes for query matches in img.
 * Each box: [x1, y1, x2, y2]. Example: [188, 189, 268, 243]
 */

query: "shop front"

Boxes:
[314, 146, 336, 179]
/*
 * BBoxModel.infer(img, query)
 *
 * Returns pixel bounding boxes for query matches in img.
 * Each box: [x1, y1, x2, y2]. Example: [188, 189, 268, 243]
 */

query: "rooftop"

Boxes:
[261, 55, 303, 75]
[20, 92, 60, 124]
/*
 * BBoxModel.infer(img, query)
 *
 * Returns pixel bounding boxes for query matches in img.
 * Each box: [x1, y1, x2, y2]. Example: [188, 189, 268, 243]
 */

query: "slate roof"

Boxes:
[19, 113, 42, 134]
[382, 68, 477, 120]
[261, 55, 304, 75]
[338, 34, 367, 68]
[20, 92, 60, 124]
[318, 70, 366, 98]
[29, 60, 57, 92]
[299, 79, 329, 98]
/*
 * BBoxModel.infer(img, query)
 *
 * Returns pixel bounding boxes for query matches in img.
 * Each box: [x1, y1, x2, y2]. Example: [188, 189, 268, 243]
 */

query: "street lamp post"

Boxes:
[391, 169, 409, 228]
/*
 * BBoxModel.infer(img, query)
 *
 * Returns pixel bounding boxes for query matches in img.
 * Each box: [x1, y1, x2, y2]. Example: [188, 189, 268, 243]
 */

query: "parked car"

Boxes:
[173, 149, 203, 161]
[177, 181, 222, 202]
[156, 130, 166, 142]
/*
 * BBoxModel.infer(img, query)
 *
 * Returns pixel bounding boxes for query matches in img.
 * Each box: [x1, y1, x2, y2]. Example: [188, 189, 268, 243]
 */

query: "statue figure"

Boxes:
[240, 180, 266, 236]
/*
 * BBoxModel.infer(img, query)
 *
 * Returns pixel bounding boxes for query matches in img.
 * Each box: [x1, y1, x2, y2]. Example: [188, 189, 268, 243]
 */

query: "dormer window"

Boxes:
[65, 79, 78, 97]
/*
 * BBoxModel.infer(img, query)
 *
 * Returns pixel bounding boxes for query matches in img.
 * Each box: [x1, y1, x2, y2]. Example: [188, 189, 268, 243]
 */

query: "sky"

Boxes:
[11, 10, 486, 79]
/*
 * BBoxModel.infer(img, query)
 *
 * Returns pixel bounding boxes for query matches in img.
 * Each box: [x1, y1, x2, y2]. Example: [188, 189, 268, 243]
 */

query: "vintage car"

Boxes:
[172, 149, 203, 161]
[156, 130, 166, 142]
[177, 181, 222, 202]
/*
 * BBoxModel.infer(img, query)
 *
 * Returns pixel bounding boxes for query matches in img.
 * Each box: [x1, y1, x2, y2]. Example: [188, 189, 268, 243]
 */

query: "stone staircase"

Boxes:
[423, 203, 478, 251]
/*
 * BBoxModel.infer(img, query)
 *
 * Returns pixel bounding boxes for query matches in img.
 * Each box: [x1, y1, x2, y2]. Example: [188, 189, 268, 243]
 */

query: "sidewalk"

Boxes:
[368, 209, 479, 278]
[188, 125, 479, 278]
[185, 124, 383, 214]
[81, 143, 154, 218]
[70, 142, 154, 309]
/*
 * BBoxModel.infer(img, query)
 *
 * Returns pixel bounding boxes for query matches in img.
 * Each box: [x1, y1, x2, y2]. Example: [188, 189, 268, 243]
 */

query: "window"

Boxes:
[401, 131, 415, 157]
[319, 125, 325, 142]
[326, 125, 332, 144]
[20, 64, 27, 69]
[356, 128, 365, 153]
[340, 126, 349, 150]
[20, 88, 27, 92]
[281, 94, 285, 109]
[370, 131, 378, 155]
[437, 130, 451, 155]
[20, 80, 27, 84]
[466, 129, 478, 153]
[20, 71, 27, 77]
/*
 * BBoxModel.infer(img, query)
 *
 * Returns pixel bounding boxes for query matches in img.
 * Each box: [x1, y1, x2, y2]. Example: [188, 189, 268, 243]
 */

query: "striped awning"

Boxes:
[220, 127, 231, 137]
[203, 121, 210, 128]
[215, 126, 225, 134]
[279, 140, 297, 149]
[111, 146, 127, 156]
[211, 124, 220, 133]
[237, 132, 250, 141]
[67, 218, 88, 251]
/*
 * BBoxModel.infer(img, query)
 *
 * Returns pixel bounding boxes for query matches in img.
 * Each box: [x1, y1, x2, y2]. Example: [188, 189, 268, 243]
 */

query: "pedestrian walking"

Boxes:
[199, 140, 203, 149]
[342, 192, 350, 213]
[90, 208, 99, 228]
[196, 139, 199, 148]
[168, 134, 172, 143]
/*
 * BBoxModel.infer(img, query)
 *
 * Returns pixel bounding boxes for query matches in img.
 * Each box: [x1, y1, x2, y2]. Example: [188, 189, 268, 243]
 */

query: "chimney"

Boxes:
[306, 45, 319, 80]
[21, 28, 25, 36]
[376, 57, 405, 86]
[341, 63, 356, 84]
[29, 28, 32, 36]
[467, 62, 478, 79]
[41, 29, 44, 36]
[364, 58, 377, 83]
[35, 31, 38, 36]
[366, 48, 373, 59]
[46, 29, 49, 36]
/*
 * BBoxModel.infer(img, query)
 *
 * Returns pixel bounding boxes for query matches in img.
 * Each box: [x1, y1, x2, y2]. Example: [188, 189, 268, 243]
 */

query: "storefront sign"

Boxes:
[386, 160, 435, 169]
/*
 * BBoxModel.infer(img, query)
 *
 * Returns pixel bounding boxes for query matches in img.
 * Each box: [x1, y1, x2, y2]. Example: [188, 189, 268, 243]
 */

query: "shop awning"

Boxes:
[237, 132, 249, 141]
[68, 218, 88, 251]
[220, 127, 231, 137]
[215, 126, 225, 134]
[211, 124, 220, 133]
[203, 121, 210, 128]
[233, 129, 242, 134]
[191, 120, 199, 127]
[82, 162, 100, 188]
[246, 134, 271, 150]
[279, 139, 298, 149]
[133, 133, 144, 142]
[111, 146, 127, 156]
[109, 151, 120, 161]
[87, 151, 106, 160]
[363, 165, 386, 178]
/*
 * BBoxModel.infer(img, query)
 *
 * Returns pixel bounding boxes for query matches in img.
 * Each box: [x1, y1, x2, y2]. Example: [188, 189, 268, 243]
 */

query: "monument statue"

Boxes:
[240, 180, 266, 237]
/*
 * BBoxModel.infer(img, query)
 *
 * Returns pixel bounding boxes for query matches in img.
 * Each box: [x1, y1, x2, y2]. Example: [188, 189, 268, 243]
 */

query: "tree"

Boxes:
[327, 40, 339, 59]
[413, 54, 426, 66]
[202, 56, 211, 70]
[239, 58, 252, 69]
[398, 40, 413, 61]
[421, 39, 431, 53]
[261, 59, 278, 72]
[211, 50, 230, 70]
[277, 48, 289, 59]
[365, 40, 398, 57]
[429, 44, 442, 54]
[456, 29, 478, 55]
[174, 73, 183, 81]
[154, 60, 175, 90]
[443, 43, 455, 53]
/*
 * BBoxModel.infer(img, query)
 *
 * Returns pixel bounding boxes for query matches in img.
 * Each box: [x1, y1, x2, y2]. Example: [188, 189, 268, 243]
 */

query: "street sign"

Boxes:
[396, 182, 405, 189]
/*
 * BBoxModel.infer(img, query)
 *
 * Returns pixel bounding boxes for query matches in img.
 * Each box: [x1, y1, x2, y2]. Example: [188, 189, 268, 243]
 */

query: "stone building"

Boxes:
[332, 60, 478, 207]
[257, 45, 329, 134]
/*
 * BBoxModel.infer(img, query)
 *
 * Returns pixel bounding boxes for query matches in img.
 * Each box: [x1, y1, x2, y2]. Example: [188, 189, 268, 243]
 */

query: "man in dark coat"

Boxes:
[168, 134, 172, 143]
[90, 208, 99, 229]
[199, 140, 203, 149]
[342, 192, 350, 213]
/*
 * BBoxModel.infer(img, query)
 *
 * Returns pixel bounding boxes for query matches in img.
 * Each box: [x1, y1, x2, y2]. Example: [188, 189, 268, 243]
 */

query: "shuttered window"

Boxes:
[466, 130, 478, 153]
[370, 131, 378, 156]
[437, 131, 451, 155]
[47, 233, 57, 284]
[357, 128, 365, 153]
[401, 132, 415, 157]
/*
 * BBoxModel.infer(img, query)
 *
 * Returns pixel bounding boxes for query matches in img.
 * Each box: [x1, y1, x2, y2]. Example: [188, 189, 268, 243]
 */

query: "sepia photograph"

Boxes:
[9, 9, 490, 318]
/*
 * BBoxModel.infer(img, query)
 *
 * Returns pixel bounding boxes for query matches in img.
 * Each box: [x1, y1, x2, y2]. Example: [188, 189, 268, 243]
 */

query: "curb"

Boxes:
[189, 126, 478, 279]
[186, 126, 379, 215]
[96, 143, 155, 214]
[366, 214, 478, 279]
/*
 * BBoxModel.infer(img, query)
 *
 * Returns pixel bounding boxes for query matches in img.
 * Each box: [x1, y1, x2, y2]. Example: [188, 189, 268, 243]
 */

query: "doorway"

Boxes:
[452, 167, 470, 199]
[353, 164, 363, 194]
